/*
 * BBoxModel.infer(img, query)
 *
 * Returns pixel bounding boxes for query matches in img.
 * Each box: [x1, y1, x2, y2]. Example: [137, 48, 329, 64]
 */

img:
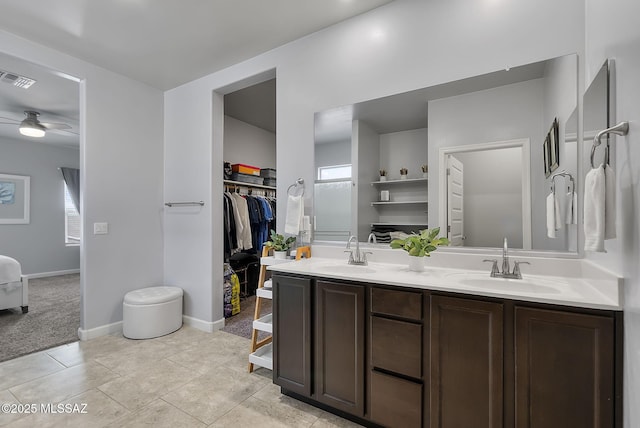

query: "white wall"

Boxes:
[164, 0, 584, 327]
[0, 138, 79, 275]
[585, 0, 640, 426]
[0, 30, 164, 336]
[314, 139, 351, 169]
[223, 115, 276, 169]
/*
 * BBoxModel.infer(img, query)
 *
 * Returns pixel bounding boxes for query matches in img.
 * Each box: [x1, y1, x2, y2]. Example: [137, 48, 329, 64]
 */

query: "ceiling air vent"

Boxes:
[0, 69, 36, 89]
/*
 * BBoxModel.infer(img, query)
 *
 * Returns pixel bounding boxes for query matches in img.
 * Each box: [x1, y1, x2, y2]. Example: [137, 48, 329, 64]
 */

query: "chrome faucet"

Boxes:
[483, 237, 530, 279]
[345, 235, 372, 266]
[367, 233, 377, 244]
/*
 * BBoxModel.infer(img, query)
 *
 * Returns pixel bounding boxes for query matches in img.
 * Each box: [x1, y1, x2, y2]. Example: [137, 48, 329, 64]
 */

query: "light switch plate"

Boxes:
[93, 222, 109, 235]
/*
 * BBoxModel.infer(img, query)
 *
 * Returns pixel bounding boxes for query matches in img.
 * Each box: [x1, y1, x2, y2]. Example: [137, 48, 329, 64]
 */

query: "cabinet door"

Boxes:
[515, 307, 614, 428]
[315, 280, 365, 417]
[430, 295, 504, 428]
[273, 275, 312, 397]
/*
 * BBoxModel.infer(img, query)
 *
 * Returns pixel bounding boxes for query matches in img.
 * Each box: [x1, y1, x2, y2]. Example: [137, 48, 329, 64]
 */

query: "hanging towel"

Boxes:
[546, 193, 557, 239]
[565, 191, 578, 225]
[584, 165, 606, 252]
[284, 194, 304, 235]
[605, 164, 616, 240]
[554, 190, 564, 231]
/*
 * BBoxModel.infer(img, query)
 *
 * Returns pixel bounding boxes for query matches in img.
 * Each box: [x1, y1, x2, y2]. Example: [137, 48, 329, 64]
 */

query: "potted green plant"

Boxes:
[390, 227, 449, 271]
[400, 167, 408, 179]
[265, 230, 296, 259]
[379, 169, 387, 181]
[421, 164, 428, 178]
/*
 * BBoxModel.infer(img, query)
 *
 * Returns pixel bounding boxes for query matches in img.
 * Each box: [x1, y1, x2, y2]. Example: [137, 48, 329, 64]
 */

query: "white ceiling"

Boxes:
[0, 0, 393, 146]
[0, 0, 394, 90]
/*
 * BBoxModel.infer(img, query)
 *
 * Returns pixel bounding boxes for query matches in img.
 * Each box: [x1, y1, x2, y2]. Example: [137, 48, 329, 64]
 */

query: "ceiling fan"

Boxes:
[0, 110, 73, 138]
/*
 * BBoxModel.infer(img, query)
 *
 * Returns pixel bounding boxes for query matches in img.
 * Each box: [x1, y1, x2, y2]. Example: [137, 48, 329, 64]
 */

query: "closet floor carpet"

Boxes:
[0, 274, 80, 363]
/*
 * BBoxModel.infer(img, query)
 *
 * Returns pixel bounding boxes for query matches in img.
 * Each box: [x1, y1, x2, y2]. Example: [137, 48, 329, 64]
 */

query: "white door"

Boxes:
[447, 155, 464, 246]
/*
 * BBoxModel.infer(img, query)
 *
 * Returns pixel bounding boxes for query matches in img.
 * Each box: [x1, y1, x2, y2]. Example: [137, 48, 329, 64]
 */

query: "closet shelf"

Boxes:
[224, 179, 276, 191]
[371, 222, 428, 227]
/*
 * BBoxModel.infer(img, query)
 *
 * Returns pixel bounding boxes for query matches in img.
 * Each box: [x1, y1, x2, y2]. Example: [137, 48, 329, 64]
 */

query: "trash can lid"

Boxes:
[124, 286, 183, 305]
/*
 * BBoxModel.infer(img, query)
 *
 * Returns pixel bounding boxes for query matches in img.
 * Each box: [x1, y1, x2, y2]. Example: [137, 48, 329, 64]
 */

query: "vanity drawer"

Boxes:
[371, 316, 422, 378]
[370, 287, 422, 321]
[370, 370, 422, 428]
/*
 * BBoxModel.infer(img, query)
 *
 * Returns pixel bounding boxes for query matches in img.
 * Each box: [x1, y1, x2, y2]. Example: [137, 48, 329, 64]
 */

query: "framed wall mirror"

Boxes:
[313, 53, 578, 254]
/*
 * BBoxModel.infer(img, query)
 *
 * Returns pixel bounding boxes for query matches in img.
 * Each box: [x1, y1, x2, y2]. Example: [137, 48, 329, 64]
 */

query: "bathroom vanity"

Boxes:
[269, 256, 622, 428]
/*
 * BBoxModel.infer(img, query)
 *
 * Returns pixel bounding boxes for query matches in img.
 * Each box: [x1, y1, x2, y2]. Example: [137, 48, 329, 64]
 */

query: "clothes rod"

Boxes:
[164, 201, 205, 207]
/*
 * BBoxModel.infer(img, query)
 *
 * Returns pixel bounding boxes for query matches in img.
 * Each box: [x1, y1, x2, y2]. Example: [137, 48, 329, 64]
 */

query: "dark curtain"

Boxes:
[60, 167, 80, 214]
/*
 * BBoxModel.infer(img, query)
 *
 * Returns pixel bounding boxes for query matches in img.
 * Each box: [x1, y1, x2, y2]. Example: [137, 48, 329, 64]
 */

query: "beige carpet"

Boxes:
[0, 273, 80, 362]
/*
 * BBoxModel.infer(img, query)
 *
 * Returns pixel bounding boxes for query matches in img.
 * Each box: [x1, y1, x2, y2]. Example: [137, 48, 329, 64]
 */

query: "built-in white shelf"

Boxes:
[249, 342, 273, 370]
[371, 200, 428, 206]
[256, 287, 272, 299]
[371, 177, 428, 185]
[253, 313, 273, 333]
[371, 222, 428, 227]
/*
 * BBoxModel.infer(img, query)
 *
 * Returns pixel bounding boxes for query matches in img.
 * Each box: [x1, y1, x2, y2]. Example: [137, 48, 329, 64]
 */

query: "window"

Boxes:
[317, 164, 352, 181]
[64, 183, 80, 244]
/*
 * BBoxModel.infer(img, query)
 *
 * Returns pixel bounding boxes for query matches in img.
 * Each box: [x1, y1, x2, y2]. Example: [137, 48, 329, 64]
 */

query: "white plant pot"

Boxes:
[408, 255, 425, 272]
[379, 176, 387, 181]
[423, 172, 428, 178]
[273, 251, 288, 259]
[400, 174, 407, 180]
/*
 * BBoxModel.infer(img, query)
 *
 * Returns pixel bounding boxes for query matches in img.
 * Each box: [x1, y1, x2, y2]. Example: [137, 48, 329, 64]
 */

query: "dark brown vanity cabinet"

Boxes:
[272, 274, 621, 428]
[272, 275, 312, 397]
[430, 295, 504, 428]
[369, 287, 424, 428]
[514, 306, 616, 428]
[315, 280, 366, 416]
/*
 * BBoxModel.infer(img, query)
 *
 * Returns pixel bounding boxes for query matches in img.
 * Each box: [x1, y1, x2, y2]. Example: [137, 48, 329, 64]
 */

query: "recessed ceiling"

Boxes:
[0, 0, 395, 90]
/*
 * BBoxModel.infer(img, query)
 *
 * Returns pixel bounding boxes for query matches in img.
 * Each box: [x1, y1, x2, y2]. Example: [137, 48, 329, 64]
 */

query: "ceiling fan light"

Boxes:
[19, 123, 45, 138]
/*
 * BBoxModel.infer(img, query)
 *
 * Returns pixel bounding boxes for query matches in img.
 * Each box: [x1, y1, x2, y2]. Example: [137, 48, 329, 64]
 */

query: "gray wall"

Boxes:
[379, 128, 428, 181]
[314, 139, 351, 170]
[223, 115, 276, 169]
[0, 137, 79, 274]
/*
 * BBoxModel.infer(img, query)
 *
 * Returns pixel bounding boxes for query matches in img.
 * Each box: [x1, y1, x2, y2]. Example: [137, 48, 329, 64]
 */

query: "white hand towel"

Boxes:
[284, 194, 304, 235]
[584, 165, 606, 252]
[554, 191, 564, 231]
[546, 193, 557, 238]
[605, 164, 616, 240]
[565, 191, 577, 225]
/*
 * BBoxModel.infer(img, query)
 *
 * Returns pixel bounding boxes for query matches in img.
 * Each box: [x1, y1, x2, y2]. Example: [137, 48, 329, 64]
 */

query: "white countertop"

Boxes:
[267, 256, 622, 311]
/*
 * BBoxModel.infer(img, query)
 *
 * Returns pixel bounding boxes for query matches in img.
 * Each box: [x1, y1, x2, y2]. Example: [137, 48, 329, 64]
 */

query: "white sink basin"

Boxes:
[317, 264, 376, 275]
[444, 272, 563, 294]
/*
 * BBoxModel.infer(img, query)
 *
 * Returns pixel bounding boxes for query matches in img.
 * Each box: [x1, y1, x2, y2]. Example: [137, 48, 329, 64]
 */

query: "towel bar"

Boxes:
[164, 201, 205, 207]
[590, 121, 629, 168]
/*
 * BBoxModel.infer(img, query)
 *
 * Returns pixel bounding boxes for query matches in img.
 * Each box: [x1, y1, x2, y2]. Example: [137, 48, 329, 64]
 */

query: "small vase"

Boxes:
[273, 251, 287, 260]
[379, 176, 387, 182]
[400, 174, 407, 180]
[408, 255, 425, 272]
[422, 172, 428, 178]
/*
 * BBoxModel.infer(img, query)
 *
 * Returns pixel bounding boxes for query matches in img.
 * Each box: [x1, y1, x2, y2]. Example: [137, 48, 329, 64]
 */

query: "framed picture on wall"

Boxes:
[548, 118, 560, 173]
[0, 173, 30, 224]
[543, 135, 551, 178]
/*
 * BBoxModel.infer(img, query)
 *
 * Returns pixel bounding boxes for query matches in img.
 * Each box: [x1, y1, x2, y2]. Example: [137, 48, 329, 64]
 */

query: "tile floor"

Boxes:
[0, 327, 362, 427]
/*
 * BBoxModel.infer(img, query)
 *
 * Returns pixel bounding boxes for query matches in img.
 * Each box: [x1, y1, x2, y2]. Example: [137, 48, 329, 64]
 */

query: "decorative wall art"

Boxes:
[0, 173, 30, 224]
[543, 118, 560, 177]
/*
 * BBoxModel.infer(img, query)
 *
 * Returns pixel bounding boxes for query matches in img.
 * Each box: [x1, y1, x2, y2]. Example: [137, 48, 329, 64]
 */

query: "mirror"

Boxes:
[583, 60, 611, 168]
[313, 54, 578, 253]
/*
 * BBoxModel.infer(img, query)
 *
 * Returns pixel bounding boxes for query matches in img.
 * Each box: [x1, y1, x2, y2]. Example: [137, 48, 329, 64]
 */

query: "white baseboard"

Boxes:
[182, 315, 225, 333]
[26, 269, 80, 279]
[77, 321, 123, 341]
[76, 316, 224, 341]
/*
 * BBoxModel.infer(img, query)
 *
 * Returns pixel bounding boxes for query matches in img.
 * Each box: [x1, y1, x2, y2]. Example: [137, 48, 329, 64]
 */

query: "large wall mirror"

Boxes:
[313, 53, 578, 254]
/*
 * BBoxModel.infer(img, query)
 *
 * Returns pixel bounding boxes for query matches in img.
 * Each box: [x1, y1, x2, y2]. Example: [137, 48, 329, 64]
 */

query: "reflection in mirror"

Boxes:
[313, 54, 578, 253]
